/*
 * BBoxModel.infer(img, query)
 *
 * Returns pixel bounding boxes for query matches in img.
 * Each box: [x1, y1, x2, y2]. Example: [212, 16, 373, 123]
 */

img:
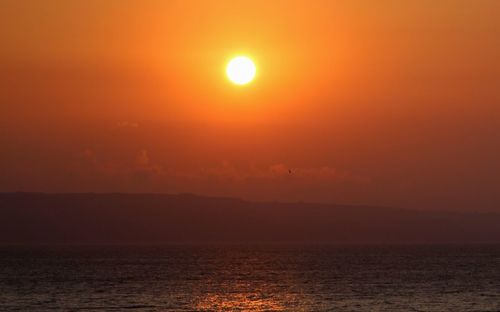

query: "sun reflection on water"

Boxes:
[184, 247, 314, 311]
[196, 292, 306, 311]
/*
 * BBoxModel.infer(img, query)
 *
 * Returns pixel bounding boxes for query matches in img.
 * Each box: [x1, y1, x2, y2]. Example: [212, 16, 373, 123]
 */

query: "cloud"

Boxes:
[130, 150, 165, 182]
[116, 121, 139, 128]
[71, 151, 370, 201]
[73, 152, 369, 185]
[73, 148, 164, 184]
[135, 150, 150, 167]
[201, 162, 370, 184]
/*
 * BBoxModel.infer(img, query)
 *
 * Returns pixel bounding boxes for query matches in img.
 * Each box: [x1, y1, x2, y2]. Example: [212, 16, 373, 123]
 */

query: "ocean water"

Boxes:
[0, 245, 499, 311]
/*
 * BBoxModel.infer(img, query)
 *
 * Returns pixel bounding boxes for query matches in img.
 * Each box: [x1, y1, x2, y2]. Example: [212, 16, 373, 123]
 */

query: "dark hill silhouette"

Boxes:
[0, 193, 499, 244]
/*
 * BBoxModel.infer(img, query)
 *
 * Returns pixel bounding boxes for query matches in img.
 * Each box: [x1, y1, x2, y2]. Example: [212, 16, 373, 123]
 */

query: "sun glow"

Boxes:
[226, 56, 256, 85]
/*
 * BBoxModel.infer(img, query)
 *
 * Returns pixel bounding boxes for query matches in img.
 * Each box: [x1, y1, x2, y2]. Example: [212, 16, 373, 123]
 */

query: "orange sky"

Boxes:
[1, 0, 499, 211]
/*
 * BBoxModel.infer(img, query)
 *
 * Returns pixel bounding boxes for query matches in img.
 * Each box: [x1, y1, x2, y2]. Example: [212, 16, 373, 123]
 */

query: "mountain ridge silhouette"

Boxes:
[1, 192, 499, 244]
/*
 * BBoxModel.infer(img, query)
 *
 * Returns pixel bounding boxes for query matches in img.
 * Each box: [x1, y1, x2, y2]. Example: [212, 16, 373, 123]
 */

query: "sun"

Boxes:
[226, 56, 256, 85]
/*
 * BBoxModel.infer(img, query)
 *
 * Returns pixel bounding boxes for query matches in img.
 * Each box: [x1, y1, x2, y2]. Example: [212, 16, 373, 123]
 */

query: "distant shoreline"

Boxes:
[1, 192, 499, 245]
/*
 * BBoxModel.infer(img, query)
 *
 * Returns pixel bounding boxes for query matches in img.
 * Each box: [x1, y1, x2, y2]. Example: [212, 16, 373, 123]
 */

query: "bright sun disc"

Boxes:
[226, 56, 256, 85]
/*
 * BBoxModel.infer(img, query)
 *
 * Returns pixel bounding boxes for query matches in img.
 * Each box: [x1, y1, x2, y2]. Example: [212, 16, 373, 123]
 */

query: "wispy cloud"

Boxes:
[202, 162, 370, 184]
[129, 150, 165, 183]
[116, 121, 139, 128]
[71, 151, 370, 200]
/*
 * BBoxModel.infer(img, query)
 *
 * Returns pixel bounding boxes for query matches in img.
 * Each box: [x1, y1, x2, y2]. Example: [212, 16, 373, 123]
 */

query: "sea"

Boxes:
[0, 245, 499, 311]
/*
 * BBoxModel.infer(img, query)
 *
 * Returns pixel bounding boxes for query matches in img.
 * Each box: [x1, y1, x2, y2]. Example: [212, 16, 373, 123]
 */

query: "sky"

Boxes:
[1, 0, 499, 211]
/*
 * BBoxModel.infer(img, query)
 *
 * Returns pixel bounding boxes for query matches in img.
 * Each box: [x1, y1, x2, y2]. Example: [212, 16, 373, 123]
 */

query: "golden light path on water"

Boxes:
[195, 292, 310, 311]
[196, 293, 286, 311]
[192, 252, 312, 311]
